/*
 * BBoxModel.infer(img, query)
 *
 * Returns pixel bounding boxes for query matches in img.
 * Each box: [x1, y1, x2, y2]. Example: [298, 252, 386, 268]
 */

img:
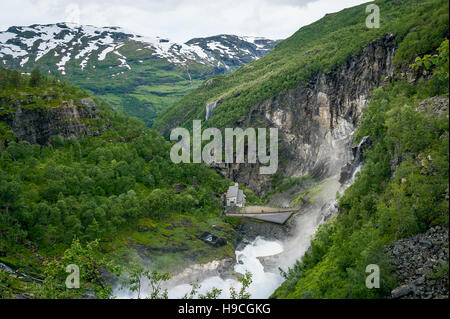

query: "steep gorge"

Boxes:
[139, 34, 406, 299]
[1, 0, 447, 300]
[213, 34, 397, 194]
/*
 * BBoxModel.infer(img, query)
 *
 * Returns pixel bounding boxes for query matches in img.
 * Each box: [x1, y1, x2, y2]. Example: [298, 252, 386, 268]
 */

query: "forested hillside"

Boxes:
[154, 0, 448, 134]
[151, 0, 449, 299]
[0, 0, 448, 300]
[0, 24, 279, 127]
[273, 39, 449, 298]
[0, 69, 238, 297]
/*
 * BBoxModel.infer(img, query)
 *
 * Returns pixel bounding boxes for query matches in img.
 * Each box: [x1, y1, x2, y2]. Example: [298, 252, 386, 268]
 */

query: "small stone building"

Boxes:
[226, 183, 246, 207]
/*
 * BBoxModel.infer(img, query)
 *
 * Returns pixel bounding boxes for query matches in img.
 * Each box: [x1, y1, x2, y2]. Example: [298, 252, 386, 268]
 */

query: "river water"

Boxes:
[164, 174, 350, 299]
[167, 237, 284, 298]
[115, 167, 361, 299]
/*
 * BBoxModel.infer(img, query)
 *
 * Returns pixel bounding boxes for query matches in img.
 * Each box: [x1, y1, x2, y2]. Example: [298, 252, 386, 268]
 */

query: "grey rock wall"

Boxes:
[1, 97, 102, 145]
[213, 34, 397, 194]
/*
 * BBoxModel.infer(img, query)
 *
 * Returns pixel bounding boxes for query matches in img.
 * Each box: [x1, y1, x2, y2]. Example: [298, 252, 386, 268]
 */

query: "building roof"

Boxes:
[237, 189, 245, 203]
[226, 183, 239, 198]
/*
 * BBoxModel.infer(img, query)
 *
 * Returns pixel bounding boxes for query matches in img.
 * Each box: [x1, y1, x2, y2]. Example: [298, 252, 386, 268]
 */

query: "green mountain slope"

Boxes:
[151, 0, 449, 299]
[0, 69, 239, 298]
[0, 0, 448, 300]
[273, 39, 449, 299]
[154, 0, 448, 134]
[0, 24, 279, 127]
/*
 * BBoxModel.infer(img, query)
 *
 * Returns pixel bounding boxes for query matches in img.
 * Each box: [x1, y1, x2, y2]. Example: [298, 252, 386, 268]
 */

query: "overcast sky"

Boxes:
[0, 0, 370, 42]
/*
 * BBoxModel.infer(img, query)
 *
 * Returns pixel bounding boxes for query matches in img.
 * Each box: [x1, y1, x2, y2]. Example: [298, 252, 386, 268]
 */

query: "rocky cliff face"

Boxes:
[0, 97, 103, 145]
[213, 34, 397, 194]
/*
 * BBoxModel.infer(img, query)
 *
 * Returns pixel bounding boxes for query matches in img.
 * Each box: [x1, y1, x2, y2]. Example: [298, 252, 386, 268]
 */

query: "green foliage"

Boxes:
[229, 271, 252, 299]
[155, 0, 448, 134]
[120, 263, 170, 299]
[427, 261, 449, 281]
[0, 73, 230, 246]
[242, 186, 264, 206]
[0, 269, 16, 298]
[412, 39, 449, 93]
[33, 239, 120, 299]
[0, 70, 234, 299]
[273, 47, 449, 298]
[0, 68, 22, 89]
[199, 288, 223, 299]
[29, 69, 42, 87]
[264, 174, 313, 203]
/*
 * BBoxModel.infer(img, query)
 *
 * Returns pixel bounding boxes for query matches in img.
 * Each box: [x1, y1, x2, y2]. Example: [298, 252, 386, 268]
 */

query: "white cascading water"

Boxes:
[162, 172, 358, 299]
[115, 128, 366, 299]
[168, 238, 284, 298]
[115, 168, 361, 299]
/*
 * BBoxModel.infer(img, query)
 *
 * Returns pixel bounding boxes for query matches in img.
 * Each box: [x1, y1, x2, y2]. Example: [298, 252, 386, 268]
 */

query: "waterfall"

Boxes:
[159, 171, 362, 299]
[205, 101, 218, 121]
[114, 133, 367, 299]
[186, 68, 193, 88]
[168, 238, 284, 299]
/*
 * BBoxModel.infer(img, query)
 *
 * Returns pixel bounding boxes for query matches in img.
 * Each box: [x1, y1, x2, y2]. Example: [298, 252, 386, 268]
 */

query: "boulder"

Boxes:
[391, 284, 414, 298]
[199, 232, 227, 247]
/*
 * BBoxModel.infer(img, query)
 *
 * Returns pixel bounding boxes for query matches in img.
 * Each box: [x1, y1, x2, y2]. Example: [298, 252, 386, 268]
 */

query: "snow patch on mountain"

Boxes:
[98, 46, 115, 61]
[0, 23, 280, 75]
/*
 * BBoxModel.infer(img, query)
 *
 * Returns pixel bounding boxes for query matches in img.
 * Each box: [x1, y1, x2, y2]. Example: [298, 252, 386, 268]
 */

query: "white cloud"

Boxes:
[64, 3, 81, 24]
[0, 0, 369, 42]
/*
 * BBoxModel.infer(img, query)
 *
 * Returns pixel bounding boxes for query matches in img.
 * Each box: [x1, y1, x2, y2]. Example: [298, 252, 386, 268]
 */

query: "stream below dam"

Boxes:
[115, 164, 361, 299]
[167, 174, 346, 299]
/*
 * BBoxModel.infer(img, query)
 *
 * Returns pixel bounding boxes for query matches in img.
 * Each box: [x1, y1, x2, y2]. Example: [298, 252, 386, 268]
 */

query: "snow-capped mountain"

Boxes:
[0, 23, 280, 126]
[0, 23, 279, 75]
[186, 35, 279, 69]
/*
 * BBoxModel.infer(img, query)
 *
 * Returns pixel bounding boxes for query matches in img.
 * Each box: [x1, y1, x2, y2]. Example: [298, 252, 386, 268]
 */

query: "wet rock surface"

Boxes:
[416, 94, 449, 118]
[339, 135, 371, 184]
[199, 232, 227, 247]
[386, 226, 449, 299]
[211, 34, 397, 195]
[257, 254, 283, 273]
[235, 220, 289, 246]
